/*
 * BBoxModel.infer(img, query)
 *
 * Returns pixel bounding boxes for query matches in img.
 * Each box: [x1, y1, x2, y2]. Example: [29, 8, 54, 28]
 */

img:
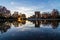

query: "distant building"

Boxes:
[41, 12, 50, 18]
[51, 9, 59, 18]
[35, 11, 41, 18]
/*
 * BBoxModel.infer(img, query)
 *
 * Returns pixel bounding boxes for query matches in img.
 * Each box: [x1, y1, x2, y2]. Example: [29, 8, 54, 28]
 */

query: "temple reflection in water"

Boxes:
[0, 20, 60, 33]
[29, 20, 60, 29]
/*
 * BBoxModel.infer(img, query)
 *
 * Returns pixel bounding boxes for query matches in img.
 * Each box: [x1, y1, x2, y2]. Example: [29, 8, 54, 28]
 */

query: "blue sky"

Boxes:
[0, 0, 60, 17]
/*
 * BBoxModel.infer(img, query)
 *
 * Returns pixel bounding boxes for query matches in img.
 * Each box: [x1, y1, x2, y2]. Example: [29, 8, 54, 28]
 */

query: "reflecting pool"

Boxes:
[0, 20, 60, 40]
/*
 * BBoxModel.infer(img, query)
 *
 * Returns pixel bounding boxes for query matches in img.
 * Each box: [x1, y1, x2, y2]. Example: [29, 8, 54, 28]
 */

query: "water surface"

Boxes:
[0, 20, 60, 40]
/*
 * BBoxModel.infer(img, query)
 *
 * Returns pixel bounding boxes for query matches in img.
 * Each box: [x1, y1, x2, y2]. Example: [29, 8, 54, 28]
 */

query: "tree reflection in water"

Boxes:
[0, 20, 26, 33]
[0, 20, 60, 33]
[0, 22, 10, 33]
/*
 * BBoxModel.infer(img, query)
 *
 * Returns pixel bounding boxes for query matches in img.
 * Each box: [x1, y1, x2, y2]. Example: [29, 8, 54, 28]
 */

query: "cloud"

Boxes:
[9, 0, 60, 17]
[9, 6, 38, 17]
[10, 5, 52, 17]
[15, 7, 34, 17]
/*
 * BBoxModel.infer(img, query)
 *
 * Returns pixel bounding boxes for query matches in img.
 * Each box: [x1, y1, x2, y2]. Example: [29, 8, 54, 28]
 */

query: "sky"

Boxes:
[0, 0, 60, 17]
